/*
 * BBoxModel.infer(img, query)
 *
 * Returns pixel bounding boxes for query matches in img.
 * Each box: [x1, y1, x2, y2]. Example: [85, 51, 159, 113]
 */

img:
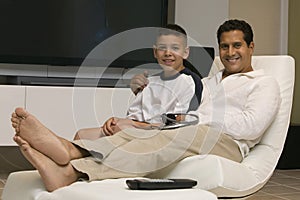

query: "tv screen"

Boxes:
[0, 0, 170, 66]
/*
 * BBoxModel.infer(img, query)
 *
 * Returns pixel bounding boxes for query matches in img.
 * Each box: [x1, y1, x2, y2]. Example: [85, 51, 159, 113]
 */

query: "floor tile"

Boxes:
[277, 170, 300, 179]
[260, 185, 300, 195]
[245, 195, 286, 199]
[269, 177, 300, 186]
[251, 190, 273, 197]
[277, 192, 300, 200]
[287, 184, 300, 190]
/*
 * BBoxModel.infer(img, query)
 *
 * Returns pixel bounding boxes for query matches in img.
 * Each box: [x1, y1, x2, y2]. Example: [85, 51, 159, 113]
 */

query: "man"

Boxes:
[11, 19, 280, 192]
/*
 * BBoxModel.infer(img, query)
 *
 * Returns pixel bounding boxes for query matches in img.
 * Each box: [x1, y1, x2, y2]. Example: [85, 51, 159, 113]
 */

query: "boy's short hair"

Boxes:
[157, 24, 188, 46]
[164, 24, 187, 36]
[217, 19, 254, 46]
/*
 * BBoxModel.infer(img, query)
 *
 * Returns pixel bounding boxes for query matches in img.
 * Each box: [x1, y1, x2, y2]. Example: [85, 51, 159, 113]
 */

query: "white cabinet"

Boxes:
[0, 86, 26, 145]
[1, 85, 133, 145]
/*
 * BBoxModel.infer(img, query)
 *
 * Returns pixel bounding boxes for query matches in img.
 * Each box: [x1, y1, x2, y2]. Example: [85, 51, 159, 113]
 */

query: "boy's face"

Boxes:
[153, 34, 189, 75]
[219, 30, 254, 78]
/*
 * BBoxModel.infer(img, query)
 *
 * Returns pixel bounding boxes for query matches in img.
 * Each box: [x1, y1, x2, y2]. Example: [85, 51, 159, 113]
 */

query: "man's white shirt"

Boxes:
[195, 69, 281, 157]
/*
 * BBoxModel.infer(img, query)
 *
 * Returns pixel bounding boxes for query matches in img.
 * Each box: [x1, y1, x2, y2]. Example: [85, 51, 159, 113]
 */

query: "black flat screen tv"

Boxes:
[0, 0, 215, 87]
[0, 0, 172, 66]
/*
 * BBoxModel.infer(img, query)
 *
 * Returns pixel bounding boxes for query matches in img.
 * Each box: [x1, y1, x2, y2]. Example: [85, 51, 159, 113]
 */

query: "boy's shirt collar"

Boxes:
[158, 68, 184, 80]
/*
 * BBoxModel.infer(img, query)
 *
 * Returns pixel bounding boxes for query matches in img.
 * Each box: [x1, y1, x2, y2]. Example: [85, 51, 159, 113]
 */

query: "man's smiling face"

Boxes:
[219, 30, 254, 78]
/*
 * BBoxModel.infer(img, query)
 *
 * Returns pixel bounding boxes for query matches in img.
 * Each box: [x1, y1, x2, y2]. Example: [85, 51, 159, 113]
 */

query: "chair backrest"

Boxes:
[251, 56, 295, 149]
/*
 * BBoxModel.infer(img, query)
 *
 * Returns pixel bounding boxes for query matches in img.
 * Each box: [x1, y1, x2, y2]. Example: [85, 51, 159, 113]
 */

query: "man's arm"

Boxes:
[225, 76, 281, 140]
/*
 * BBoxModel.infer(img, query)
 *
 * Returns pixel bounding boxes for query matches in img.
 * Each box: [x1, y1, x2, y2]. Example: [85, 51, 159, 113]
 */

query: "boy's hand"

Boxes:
[102, 117, 117, 136]
[130, 71, 149, 95]
[102, 117, 135, 136]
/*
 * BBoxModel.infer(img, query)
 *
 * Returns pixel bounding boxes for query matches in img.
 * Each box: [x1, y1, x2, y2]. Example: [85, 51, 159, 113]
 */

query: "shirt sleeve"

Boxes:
[225, 76, 281, 140]
[173, 76, 196, 113]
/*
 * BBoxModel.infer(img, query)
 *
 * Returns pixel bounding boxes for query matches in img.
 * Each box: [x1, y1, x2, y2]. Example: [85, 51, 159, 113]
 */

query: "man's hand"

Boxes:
[130, 71, 149, 95]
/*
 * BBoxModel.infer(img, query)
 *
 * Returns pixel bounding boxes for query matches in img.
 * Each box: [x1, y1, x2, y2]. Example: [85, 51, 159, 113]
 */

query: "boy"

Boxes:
[74, 24, 202, 139]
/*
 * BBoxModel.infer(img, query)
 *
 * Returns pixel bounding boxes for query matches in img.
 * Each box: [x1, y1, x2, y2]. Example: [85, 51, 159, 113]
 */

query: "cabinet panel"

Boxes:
[26, 86, 132, 141]
[0, 86, 26, 145]
[73, 87, 133, 129]
[26, 86, 77, 140]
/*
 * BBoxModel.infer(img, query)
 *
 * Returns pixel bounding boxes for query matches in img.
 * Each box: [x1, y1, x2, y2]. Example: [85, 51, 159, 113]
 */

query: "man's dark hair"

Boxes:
[217, 19, 254, 46]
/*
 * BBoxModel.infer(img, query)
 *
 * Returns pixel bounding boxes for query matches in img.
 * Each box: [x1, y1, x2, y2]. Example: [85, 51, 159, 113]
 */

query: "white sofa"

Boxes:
[2, 56, 295, 199]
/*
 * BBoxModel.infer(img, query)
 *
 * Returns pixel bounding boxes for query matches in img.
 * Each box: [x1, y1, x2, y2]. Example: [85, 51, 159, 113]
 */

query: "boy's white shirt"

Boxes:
[127, 73, 195, 124]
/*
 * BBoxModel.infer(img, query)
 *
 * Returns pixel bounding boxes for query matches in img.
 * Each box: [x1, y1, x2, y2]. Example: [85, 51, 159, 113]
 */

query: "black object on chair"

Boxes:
[184, 46, 215, 78]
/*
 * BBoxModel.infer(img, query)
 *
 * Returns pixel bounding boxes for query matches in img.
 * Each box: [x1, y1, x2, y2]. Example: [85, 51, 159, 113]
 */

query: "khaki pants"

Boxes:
[71, 125, 242, 181]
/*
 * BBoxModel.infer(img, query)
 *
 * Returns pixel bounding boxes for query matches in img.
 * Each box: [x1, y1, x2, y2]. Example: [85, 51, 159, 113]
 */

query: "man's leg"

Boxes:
[11, 107, 86, 165]
[70, 125, 242, 181]
[13, 135, 84, 192]
[74, 127, 105, 140]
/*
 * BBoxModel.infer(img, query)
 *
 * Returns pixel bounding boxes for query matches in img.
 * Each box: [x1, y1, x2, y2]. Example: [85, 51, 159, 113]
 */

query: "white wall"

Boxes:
[175, 0, 229, 55]
[174, 0, 288, 55]
[229, 0, 288, 55]
[288, 0, 300, 124]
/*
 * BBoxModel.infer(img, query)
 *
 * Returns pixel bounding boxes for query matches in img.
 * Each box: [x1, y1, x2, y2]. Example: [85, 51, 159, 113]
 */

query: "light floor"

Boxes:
[242, 169, 300, 200]
[0, 169, 300, 199]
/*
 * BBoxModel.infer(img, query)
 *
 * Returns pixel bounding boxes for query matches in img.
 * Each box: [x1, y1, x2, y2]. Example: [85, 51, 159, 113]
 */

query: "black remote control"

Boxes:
[126, 178, 197, 190]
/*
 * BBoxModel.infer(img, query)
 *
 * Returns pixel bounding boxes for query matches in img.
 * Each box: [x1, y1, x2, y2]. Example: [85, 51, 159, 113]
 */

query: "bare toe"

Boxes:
[13, 135, 25, 146]
[15, 107, 29, 119]
[11, 112, 21, 133]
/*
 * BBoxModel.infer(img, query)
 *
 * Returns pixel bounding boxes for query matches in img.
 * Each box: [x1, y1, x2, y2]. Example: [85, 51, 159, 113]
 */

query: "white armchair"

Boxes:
[150, 55, 295, 198]
[2, 56, 295, 199]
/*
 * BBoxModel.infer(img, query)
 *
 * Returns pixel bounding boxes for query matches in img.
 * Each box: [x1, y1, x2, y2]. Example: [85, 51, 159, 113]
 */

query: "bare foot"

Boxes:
[12, 107, 70, 165]
[14, 135, 79, 192]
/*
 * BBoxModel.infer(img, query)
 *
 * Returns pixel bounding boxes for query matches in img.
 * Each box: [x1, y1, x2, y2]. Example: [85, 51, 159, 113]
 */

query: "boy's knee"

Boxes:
[74, 129, 85, 140]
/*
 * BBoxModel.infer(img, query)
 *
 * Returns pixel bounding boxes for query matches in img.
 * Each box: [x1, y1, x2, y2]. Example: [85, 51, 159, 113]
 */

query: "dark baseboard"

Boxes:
[0, 146, 33, 173]
[277, 125, 300, 169]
